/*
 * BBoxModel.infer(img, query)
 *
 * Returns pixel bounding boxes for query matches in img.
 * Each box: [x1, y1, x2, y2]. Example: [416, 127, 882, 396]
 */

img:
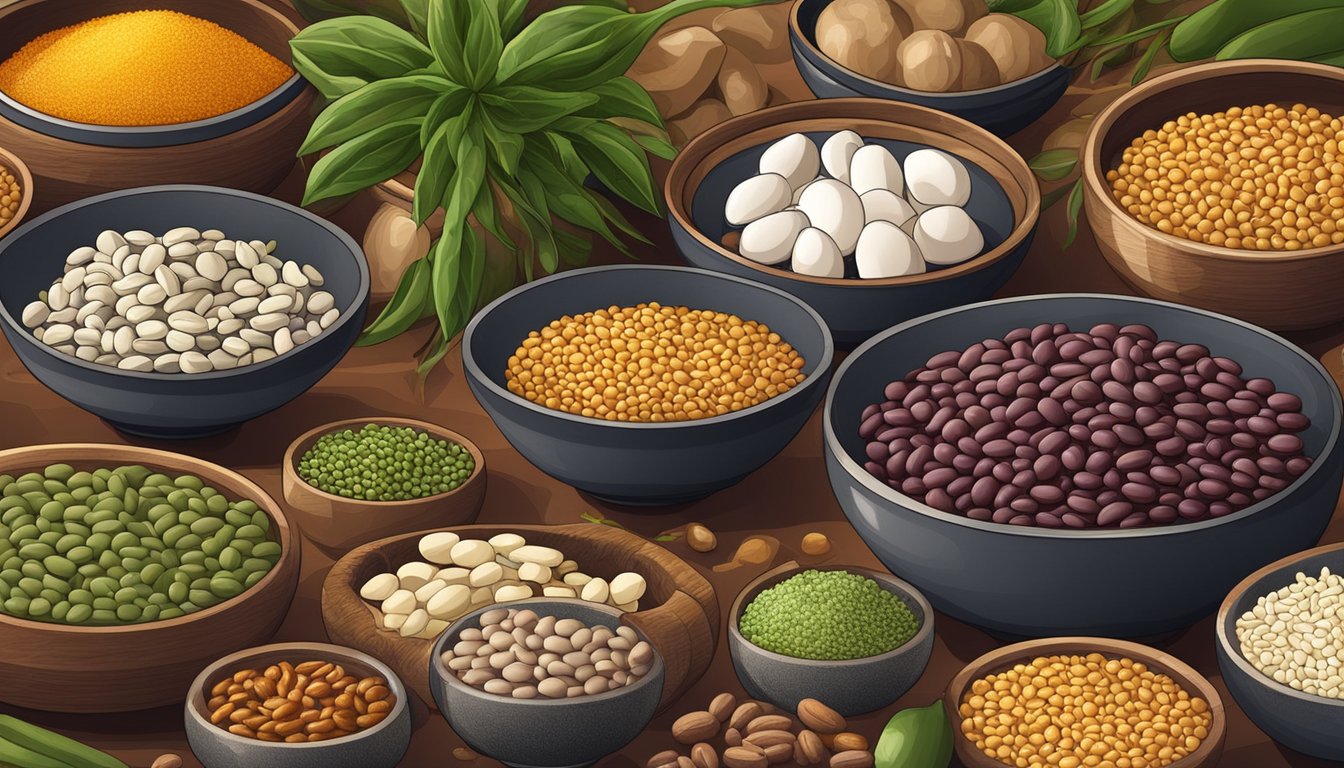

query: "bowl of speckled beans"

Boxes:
[727, 561, 934, 716]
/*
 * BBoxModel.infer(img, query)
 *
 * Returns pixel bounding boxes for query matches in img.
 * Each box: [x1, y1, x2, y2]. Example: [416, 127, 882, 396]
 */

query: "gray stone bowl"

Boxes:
[1216, 542, 1344, 761]
[824, 293, 1344, 638]
[462, 264, 833, 505]
[728, 562, 935, 716]
[184, 642, 411, 768]
[788, 0, 1072, 137]
[429, 599, 665, 768]
[0, 185, 370, 439]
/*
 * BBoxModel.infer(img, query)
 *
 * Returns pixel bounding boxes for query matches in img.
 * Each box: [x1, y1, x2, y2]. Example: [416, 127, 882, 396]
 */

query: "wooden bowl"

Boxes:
[0, 443, 300, 713]
[282, 417, 487, 552]
[945, 637, 1227, 768]
[0, 144, 32, 239]
[322, 523, 718, 711]
[1082, 59, 1344, 331]
[0, 0, 317, 212]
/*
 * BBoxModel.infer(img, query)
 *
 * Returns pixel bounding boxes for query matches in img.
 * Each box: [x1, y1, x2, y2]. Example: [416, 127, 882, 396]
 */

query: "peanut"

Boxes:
[708, 692, 736, 721]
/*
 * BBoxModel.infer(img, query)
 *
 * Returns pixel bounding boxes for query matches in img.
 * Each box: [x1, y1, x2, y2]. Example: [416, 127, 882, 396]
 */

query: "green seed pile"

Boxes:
[0, 463, 280, 626]
[297, 424, 476, 501]
[738, 570, 919, 660]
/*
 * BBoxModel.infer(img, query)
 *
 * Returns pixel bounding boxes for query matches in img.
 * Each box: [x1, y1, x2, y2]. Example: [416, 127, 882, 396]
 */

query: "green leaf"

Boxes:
[481, 86, 600, 134]
[514, 174, 560, 274]
[401, 0, 429, 38]
[558, 119, 660, 215]
[462, 0, 504, 89]
[415, 128, 456, 226]
[357, 257, 430, 345]
[499, 0, 531, 40]
[457, 221, 487, 319]
[427, 0, 471, 83]
[420, 88, 473, 146]
[988, 0, 1048, 10]
[633, 132, 678, 161]
[1131, 28, 1170, 85]
[415, 328, 454, 375]
[428, 230, 463, 346]
[481, 112, 525, 176]
[553, 228, 594, 267]
[1029, 148, 1079, 182]
[1040, 181, 1076, 211]
[472, 179, 516, 250]
[1094, 16, 1183, 47]
[299, 74, 449, 155]
[1040, 0, 1083, 58]
[575, 77, 665, 128]
[1064, 178, 1085, 248]
[302, 118, 422, 206]
[289, 17, 435, 98]
[588, 192, 652, 245]
[430, 124, 487, 338]
[548, 133, 589, 182]
[1088, 41, 1134, 80]
[1079, 0, 1133, 29]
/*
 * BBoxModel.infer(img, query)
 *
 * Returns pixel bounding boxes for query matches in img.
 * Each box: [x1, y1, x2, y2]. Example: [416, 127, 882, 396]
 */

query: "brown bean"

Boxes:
[692, 743, 719, 768]
[355, 712, 387, 729]
[829, 751, 873, 768]
[227, 724, 255, 738]
[831, 732, 868, 752]
[722, 747, 767, 768]
[648, 751, 681, 768]
[728, 702, 763, 732]
[745, 715, 792, 735]
[725, 727, 743, 747]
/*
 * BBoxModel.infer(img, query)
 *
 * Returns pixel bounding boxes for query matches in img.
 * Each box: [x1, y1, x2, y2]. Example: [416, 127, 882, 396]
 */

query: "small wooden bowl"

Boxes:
[1083, 59, 1344, 331]
[321, 523, 719, 712]
[282, 417, 486, 552]
[0, 443, 300, 713]
[945, 637, 1226, 768]
[0, 144, 32, 239]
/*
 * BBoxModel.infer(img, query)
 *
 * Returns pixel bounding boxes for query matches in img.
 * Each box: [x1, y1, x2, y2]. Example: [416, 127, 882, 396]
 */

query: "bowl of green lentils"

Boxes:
[282, 417, 486, 552]
[728, 561, 934, 716]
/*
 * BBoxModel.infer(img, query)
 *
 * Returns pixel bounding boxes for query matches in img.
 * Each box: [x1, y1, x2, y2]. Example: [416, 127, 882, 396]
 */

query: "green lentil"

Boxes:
[738, 569, 920, 661]
[297, 423, 476, 501]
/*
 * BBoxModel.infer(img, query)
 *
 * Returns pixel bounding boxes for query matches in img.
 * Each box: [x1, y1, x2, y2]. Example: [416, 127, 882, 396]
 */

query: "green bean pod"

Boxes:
[1215, 8, 1344, 59]
[1169, 0, 1344, 61]
[0, 736, 73, 768]
[0, 715, 128, 768]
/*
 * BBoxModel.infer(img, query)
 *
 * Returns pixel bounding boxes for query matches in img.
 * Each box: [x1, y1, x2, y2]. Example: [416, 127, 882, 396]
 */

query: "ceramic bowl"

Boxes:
[0, 144, 32, 240]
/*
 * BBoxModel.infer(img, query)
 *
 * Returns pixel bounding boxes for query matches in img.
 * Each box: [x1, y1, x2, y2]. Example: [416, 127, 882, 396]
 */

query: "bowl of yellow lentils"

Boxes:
[462, 264, 834, 506]
[1082, 59, 1344, 331]
[0, 145, 30, 240]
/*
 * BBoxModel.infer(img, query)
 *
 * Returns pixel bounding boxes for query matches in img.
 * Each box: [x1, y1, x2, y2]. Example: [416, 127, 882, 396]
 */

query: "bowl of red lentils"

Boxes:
[1082, 59, 1344, 331]
[0, 145, 30, 240]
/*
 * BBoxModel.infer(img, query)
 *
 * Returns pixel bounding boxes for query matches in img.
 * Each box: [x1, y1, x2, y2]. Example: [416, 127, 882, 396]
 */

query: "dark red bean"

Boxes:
[1268, 392, 1302, 412]
[1116, 450, 1153, 471]
[925, 488, 954, 511]
[1277, 412, 1309, 431]
[1197, 478, 1229, 497]
[1226, 397, 1259, 416]
[1080, 349, 1115, 367]
[992, 463, 1015, 485]
[983, 439, 1015, 458]
[1267, 434, 1303, 454]
[1286, 457, 1311, 475]
[865, 462, 885, 479]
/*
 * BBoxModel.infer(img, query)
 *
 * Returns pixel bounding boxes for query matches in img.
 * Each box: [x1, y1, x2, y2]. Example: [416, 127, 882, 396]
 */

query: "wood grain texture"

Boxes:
[1082, 60, 1344, 331]
[321, 523, 719, 711]
[282, 417, 487, 552]
[0, 143, 31, 238]
[945, 637, 1227, 768]
[0, 443, 300, 713]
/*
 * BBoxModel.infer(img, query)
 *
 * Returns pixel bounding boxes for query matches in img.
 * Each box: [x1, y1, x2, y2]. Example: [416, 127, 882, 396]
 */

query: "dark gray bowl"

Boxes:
[430, 599, 665, 768]
[184, 642, 411, 768]
[0, 185, 370, 439]
[824, 294, 1344, 638]
[665, 98, 1038, 349]
[788, 0, 1072, 137]
[462, 265, 833, 505]
[1216, 542, 1344, 761]
[728, 563, 934, 716]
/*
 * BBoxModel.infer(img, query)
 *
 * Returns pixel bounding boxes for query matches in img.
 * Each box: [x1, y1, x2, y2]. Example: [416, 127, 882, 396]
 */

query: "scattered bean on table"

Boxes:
[652, 693, 873, 768]
[1237, 566, 1344, 700]
[205, 659, 393, 742]
[739, 569, 919, 660]
[298, 424, 475, 501]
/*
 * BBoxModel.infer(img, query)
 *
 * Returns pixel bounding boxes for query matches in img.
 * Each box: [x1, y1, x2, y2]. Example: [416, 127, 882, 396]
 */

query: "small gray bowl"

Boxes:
[728, 562, 934, 716]
[430, 599, 665, 768]
[184, 642, 411, 768]
[1216, 542, 1344, 761]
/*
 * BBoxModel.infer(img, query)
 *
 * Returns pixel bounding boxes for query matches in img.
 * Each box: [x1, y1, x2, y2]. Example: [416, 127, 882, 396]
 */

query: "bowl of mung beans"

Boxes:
[0, 442, 299, 713]
[0, 145, 31, 240]
[1082, 59, 1344, 331]
[1216, 541, 1344, 761]
[282, 417, 486, 552]
[462, 264, 834, 506]
[946, 637, 1225, 768]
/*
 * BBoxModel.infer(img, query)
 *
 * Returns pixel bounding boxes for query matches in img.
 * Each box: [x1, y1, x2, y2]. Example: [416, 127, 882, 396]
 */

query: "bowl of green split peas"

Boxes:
[0, 442, 299, 713]
[282, 417, 487, 552]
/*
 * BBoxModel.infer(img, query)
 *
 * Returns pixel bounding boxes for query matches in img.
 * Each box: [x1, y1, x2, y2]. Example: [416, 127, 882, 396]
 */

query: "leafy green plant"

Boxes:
[290, 0, 771, 371]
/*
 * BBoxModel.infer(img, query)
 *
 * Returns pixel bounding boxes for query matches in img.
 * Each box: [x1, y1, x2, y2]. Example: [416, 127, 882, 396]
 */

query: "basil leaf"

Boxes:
[358, 257, 430, 346]
[480, 86, 600, 134]
[463, 0, 504, 89]
[290, 17, 435, 98]
[300, 74, 448, 155]
[481, 112, 525, 176]
[1028, 148, 1079, 182]
[427, 0, 471, 84]
[576, 77, 665, 128]
[557, 119, 660, 215]
[302, 118, 422, 205]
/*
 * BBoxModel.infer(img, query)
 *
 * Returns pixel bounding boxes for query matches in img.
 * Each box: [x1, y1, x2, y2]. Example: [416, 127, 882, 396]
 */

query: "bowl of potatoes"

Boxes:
[789, 0, 1071, 137]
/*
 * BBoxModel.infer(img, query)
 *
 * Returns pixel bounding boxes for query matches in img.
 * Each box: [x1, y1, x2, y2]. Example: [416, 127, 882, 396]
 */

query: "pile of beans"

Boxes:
[1236, 566, 1344, 700]
[958, 653, 1213, 768]
[859, 322, 1312, 529]
[505, 302, 806, 423]
[0, 163, 20, 227]
[206, 659, 393, 742]
[651, 694, 874, 768]
[297, 424, 475, 501]
[440, 607, 654, 699]
[738, 570, 919, 660]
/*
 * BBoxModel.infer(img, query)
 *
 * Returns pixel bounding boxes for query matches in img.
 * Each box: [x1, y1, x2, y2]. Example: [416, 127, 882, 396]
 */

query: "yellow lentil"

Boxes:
[0, 11, 293, 126]
[0, 166, 19, 224]
[504, 302, 807, 423]
[1107, 103, 1344, 252]
[958, 653, 1213, 768]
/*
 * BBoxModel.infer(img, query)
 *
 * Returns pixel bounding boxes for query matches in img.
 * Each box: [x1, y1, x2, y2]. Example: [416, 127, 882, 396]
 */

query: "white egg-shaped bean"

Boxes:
[820, 130, 864, 184]
[759, 133, 821, 189]
[796, 179, 864, 256]
[855, 221, 927, 279]
[725, 173, 793, 226]
[739, 210, 811, 265]
[791, 176, 824, 205]
[849, 144, 904, 197]
[904, 148, 972, 207]
[860, 189, 917, 228]
[913, 206, 985, 266]
[791, 228, 844, 278]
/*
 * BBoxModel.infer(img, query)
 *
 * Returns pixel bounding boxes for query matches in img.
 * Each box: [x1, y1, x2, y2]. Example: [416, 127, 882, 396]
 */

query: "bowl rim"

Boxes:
[944, 636, 1226, 768]
[787, 0, 1069, 99]
[822, 292, 1344, 540]
[282, 416, 486, 508]
[0, 183, 371, 381]
[1082, 58, 1344, 263]
[727, 561, 934, 668]
[1215, 540, 1344, 710]
[184, 641, 410, 749]
[664, 97, 1041, 289]
[0, 144, 33, 240]
[0, 442, 295, 635]
[430, 598, 667, 707]
[461, 263, 835, 431]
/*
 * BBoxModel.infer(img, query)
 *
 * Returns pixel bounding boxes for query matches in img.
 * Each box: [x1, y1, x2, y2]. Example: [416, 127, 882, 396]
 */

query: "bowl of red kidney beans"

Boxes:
[822, 294, 1344, 638]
